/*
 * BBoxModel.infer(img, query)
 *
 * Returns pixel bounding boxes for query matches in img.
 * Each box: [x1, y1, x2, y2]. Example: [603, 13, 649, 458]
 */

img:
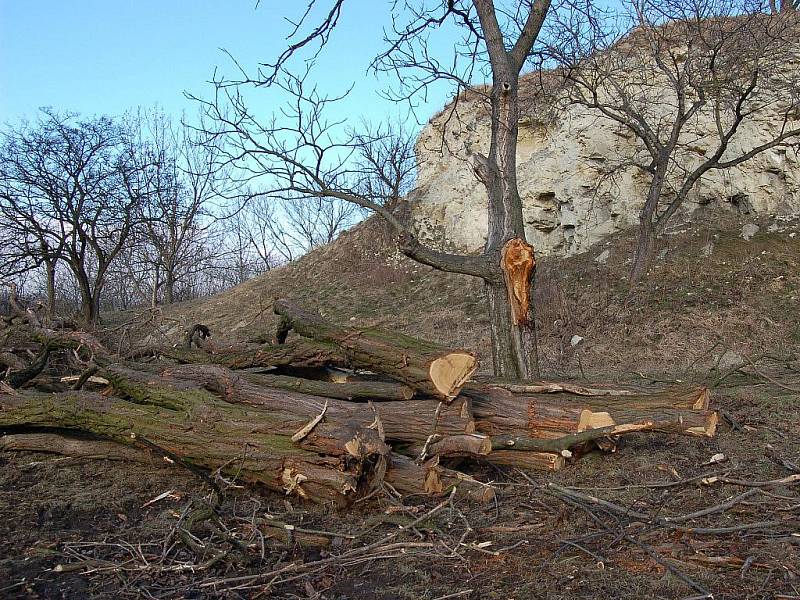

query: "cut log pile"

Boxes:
[0, 297, 716, 506]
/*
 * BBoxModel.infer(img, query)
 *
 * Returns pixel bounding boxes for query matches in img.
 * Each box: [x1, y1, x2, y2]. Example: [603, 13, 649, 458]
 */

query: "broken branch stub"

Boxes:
[500, 238, 536, 325]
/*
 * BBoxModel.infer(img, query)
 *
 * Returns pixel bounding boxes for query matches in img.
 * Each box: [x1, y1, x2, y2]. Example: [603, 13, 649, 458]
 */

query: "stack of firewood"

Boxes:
[0, 299, 716, 506]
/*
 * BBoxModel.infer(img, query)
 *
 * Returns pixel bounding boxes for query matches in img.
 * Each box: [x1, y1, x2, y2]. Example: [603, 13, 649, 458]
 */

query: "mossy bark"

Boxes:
[154, 364, 475, 444]
[0, 385, 382, 506]
[162, 339, 350, 370]
[244, 373, 415, 402]
[273, 300, 477, 399]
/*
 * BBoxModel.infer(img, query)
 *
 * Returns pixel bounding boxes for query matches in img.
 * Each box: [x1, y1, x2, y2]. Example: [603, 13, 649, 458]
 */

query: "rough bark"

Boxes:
[245, 373, 415, 401]
[465, 387, 717, 439]
[44, 260, 57, 322]
[486, 450, 564, 472]
[0, 432, 157, 463]
[1, 306, 720, 506]
[466, 382, 710, 410]
[401, 433, 493, 459]
[630, 163, 668, 282]
[274, 299, 477, 399]
[155, 364, 476, 443]
[0, 388, 383, 506]
[163, 339, 350, 370]
[105, 365, 395, 457]
[469, 0, 551, 378]
[385, 453, 495, 503]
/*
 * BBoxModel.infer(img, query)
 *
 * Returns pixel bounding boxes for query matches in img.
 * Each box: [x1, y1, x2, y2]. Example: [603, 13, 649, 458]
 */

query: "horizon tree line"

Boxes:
[0, 107, 405, 325]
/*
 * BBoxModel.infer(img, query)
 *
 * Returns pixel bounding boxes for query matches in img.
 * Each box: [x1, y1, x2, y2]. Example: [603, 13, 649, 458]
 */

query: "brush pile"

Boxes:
[0, 297, 716, 506]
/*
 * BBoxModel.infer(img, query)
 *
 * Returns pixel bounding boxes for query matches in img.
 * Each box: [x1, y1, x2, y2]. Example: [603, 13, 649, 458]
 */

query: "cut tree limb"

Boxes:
[401, 433, 493, 459]
[487, 450, 565, 472]
[0, 433, 157, 463]
[157, 364, 475, 443]
[466, 382, 710, 409]
[105, 364, 392, 458]
[465, 387, 717, 439]
[162, 339, 350, 370]
[273, 299, 477, 400]
[245, 373, 415, 401]
[385, 453, 495, 503]
[0, 388, 381, 505]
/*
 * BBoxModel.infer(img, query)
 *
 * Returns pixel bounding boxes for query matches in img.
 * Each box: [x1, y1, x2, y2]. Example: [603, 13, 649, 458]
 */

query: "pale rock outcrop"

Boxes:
[409, 74, 800, 257]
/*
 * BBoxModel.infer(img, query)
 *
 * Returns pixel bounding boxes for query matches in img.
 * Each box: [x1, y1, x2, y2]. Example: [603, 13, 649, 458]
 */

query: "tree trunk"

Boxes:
[163, 268, 175, 305]
[466, 387, 717, 439]
[630, 219, 656, 283]
[163, 339, 351, 370]
[487, 449, 564, 472]
[479, 55, 539, 378]
[151, 264, 160, 308]
[630, 164, 668, 282]
[274, 300, 477, 400]
[152, 364, 476, 444]
[385, 453, 495, 503]
[245, 373, 416, 402]
[44, 260, 57, 322]
[0, 387, 386, 506]
[75, 272, 98, 327]
[466, 381, 710, 409]
[0, 432, 155, 463]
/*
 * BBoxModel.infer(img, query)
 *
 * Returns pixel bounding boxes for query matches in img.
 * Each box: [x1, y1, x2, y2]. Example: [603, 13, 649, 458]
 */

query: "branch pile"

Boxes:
[1, 298, 716, 506]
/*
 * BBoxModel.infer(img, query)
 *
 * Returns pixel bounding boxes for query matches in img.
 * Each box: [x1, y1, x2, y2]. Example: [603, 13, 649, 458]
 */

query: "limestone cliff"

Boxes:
[409, 67, 800, 256]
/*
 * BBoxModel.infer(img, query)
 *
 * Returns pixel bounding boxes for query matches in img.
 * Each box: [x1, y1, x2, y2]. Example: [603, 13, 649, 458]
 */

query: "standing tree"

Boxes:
[131, 110, 223, 305]
[195, 1, 553, 378]
[0, 109, 151, 325]
[551, 1, 800, 281]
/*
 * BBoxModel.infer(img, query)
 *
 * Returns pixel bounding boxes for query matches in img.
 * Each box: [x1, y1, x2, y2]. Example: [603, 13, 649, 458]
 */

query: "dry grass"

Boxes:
[5, 209, 797, 599]
[146, 210, 800, 383]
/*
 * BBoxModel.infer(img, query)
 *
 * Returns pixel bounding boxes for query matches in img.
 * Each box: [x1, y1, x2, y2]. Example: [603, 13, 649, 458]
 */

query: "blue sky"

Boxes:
[0, 1, 453, 128]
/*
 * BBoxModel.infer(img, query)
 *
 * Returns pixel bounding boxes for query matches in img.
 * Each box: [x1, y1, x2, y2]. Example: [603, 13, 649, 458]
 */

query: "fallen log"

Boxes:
[0, 387, 385, 506]
[274, 299, 477, 400]
[162, 338, 350, 370]
[385, 453, 495, 503]
[156, 364, 475, 443]
[105, 365, 393, 457]
[245, 373, 415, 402]
[486, 450, 565, 472]
[465, 387, 717, 439]
[464, 382, 710, 410]
[0, 302, 722, 506]
[470, 378, 641, 396]
[400, 433, 493, 459]
[0, 432, 157, 463]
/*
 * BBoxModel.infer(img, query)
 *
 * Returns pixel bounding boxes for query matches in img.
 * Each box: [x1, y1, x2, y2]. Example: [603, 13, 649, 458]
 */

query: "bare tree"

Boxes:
[130, 109, 225, 305]
[195, 0, 553, 378]
[238, 196, 296, 267]
[0, 109, 150, 325]
[352, 121, 417, 212]
[551, 1, 800, 280]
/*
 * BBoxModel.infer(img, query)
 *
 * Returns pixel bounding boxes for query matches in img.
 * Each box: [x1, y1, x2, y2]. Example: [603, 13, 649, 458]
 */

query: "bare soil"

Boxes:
[2, 211, 799, 599]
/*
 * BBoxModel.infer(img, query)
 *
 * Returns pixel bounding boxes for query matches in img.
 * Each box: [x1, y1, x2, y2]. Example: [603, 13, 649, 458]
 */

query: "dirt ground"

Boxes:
[2, 372, 798, 600]
[2, 213, 799, 599]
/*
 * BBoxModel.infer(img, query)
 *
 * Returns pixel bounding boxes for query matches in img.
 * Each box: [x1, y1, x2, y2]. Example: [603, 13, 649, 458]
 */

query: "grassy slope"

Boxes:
[159, 210, 799, 379]
[5, 212, 799, 599]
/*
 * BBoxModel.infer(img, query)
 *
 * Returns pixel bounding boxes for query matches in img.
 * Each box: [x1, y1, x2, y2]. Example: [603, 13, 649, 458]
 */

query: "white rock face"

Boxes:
[409, 75, 800, 256]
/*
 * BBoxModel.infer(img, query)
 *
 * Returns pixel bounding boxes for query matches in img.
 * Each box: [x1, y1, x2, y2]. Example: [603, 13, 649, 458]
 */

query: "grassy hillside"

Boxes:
[151, 210, 800, 379]
[6, 210, 799, 599]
